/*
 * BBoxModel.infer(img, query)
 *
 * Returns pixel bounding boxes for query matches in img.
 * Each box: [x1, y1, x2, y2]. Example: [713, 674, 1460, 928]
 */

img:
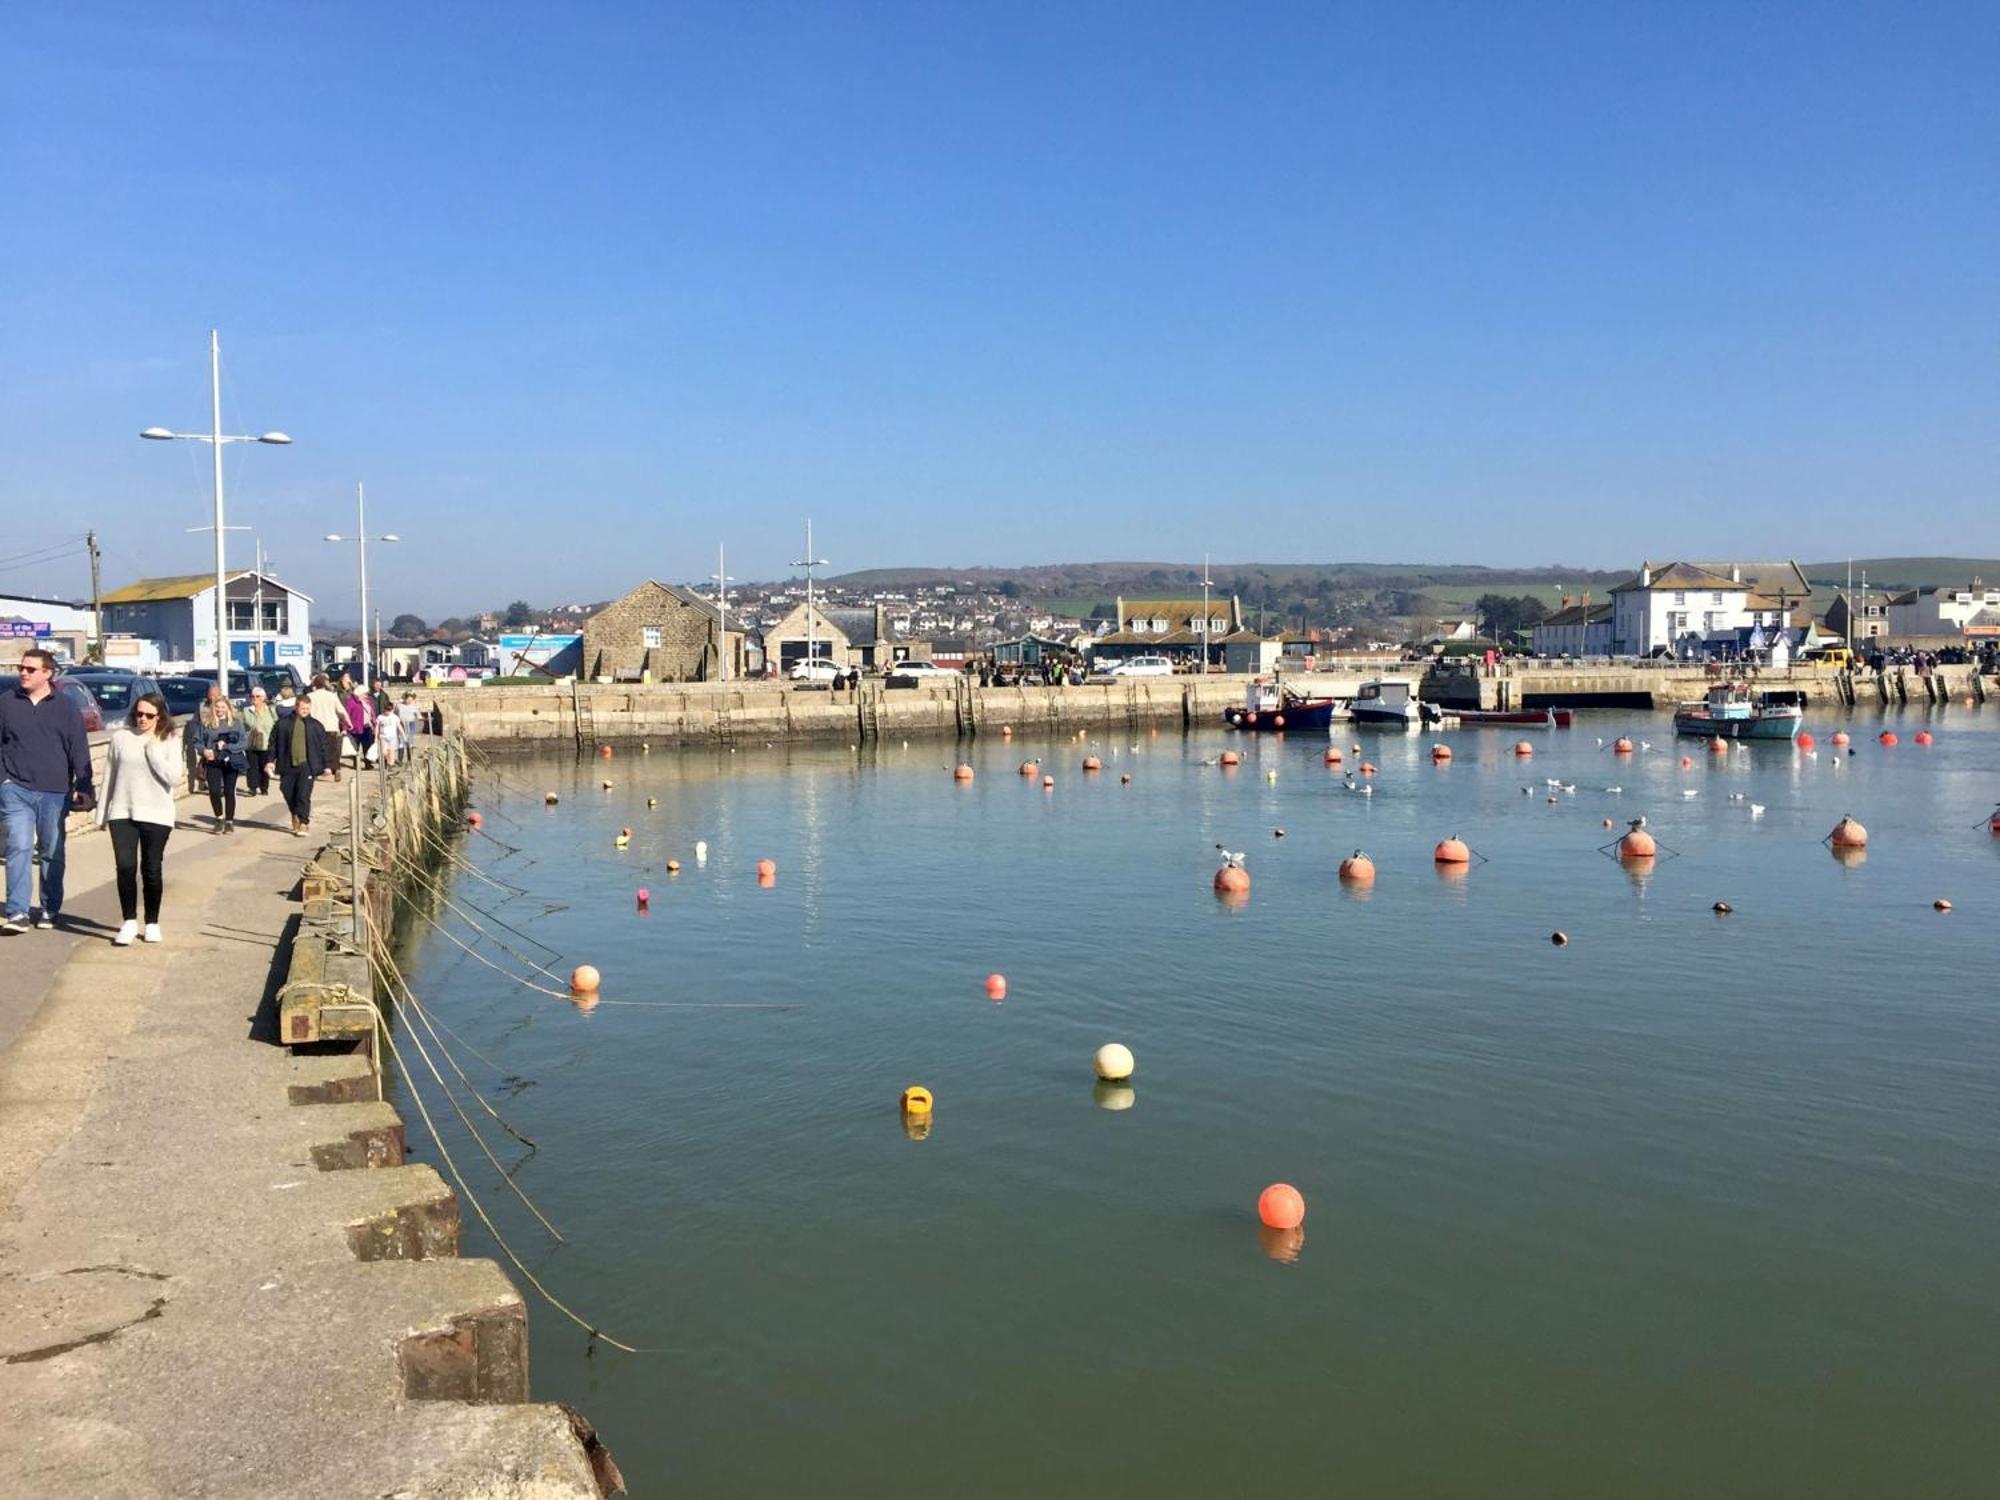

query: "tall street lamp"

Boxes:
[324, 481, 400, 690]
[792, 519, 829, 672]
[140, 329, 292, 701]
[711, 543, 734, 683]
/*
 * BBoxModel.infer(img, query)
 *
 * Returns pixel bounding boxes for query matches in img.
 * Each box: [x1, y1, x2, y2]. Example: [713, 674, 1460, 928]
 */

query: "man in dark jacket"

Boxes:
[1, 649, 96, 932]
[278, 688, 334, 836]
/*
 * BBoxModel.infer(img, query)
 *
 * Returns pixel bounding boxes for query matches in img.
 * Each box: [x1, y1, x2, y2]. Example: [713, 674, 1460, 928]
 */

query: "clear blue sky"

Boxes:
[3, 1, 1994, 619]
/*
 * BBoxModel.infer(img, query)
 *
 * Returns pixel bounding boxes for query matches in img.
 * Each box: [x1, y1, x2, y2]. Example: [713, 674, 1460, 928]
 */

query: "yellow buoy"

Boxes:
[901, 1085, 933, 1116]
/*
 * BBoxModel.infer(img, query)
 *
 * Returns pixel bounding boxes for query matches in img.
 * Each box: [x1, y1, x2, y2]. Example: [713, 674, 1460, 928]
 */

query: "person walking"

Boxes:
[279, 688, 334, 835]
[243, 686, 277, 798]
[373, 695, 405, 768]
[1, 648, 96, 932]
[397, 692, 422, 741]
[309, 673, 345, 780]
[99, 692, 181, 945]
[186, 688, 250, 833]
[340, 676, 374, 767]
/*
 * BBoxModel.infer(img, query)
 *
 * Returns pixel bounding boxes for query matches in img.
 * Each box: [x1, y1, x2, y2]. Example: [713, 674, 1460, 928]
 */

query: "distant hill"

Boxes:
[828, 561, 1626, 594]
[1800, 558, 2000, 592]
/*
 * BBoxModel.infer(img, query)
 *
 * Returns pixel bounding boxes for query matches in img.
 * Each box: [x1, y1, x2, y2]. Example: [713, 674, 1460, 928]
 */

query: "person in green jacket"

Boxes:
[242, 687, 278, 798]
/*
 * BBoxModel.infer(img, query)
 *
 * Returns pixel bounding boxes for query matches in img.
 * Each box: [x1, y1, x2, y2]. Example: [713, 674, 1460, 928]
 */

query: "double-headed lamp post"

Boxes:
[324, 482, 399, 691]
[793, 519, 829, 671]
[140, 330, 292, 701]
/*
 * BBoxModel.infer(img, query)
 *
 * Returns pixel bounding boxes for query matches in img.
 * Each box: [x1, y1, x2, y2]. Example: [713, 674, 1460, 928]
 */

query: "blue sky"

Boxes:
[3, 2, 1995, 618]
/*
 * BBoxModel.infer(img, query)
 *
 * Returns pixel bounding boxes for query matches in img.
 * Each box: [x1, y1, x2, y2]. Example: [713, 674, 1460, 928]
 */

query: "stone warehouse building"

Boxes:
[580, 581, 748, 682]
[759, 601, 926, 673]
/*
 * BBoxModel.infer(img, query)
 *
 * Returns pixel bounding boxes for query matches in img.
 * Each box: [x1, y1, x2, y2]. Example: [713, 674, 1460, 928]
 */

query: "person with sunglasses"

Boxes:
[98, 692, 181, 945]
[1, 648, 96, 933]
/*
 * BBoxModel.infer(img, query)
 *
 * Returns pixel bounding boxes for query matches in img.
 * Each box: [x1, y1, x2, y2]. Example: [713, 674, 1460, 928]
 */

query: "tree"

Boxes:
[998, 579, 1023, 599]
[1473, 593, 1552, 640]
[503, 600, 535, 628]
[390, 613, 428, 639]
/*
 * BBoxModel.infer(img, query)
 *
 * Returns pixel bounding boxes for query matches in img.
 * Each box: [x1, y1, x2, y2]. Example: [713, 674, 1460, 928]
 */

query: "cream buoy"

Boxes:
[1831, 731, 1850, 747]
[1431, 744, 1452, 763]
[1829, 816, 1868, 848]
[1094, 1043, 1134, 1081]
[544, 792, 559, 805]
[1219, 751, 1240, 766]
[1082, 756, 1101, 771]
[1324, 748, 1342, 765]
[1514, 740, 1533, 757]
[1020, 760, 1038, 777]
[1613, 737, 1634, 754]
[1042, 775, 1055, 788]
[1709, 737, 1728, 755]
[569, 965, 601, 994]
[1337, 850, 1376, 884]
[953, 764, 975, 782]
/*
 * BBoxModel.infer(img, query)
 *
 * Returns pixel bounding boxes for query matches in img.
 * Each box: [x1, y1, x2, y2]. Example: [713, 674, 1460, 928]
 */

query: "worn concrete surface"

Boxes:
[0, 783, 599, 1496]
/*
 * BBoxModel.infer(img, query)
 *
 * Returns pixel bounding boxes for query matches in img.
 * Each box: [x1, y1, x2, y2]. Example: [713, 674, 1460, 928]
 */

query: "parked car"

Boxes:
[50, 676, 105, 732]
[188, 663, 305, 702]
[788, 659, 844, 683]
[61, 669, 162, 717]
[1104, 656, 1175, 678]
[157, 675, 215, 719]
[884, 661, 959, 686]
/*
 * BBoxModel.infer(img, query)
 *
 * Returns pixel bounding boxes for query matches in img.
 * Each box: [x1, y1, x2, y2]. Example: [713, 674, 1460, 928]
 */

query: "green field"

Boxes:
[1801, 558, 2000, 591]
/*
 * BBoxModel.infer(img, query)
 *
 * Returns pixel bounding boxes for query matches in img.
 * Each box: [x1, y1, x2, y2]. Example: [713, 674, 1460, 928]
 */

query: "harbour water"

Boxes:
[397, 710, 1999, 1496]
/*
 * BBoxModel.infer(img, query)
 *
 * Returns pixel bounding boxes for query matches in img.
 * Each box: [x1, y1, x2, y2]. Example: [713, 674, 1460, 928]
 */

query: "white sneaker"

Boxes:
[114, 920, 138, 947]
[142, 924, 163, 944]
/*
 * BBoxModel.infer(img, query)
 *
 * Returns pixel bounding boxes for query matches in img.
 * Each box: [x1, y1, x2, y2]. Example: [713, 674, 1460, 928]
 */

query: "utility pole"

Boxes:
[792, 520, 829, 674]
[86, 529, 103, 662]
[712, 543, 734, 683]
[253, 540, 266, 668]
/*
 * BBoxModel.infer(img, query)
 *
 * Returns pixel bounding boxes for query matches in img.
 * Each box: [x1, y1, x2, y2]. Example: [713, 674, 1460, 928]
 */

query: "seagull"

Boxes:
[1603, 786, 1622, 794]
[1641, 741, 1653, 751]
[1214, 845, 1246, 868]
[1681, 788, 1700, 798]
[1728, 792, 1746, 802]
[1545, 777, 1562, 787]
[1521, 786, 1533, 795]
[1628, 816, 1648, 830]
[1273, 828, 1286, 838]
[1356, 783, 1373, 796]
[1595, 736, 1605, 748]
[1561, 783, 1576, 794]
[1750, 803, 1766, 818]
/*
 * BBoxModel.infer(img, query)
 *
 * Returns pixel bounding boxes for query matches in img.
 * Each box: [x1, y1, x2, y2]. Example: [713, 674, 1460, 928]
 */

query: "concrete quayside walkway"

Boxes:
[0, 772, 605, 1496]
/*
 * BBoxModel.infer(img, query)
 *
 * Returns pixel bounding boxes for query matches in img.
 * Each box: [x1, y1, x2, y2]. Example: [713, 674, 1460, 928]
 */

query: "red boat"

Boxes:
[1444, 707, 1572, 728]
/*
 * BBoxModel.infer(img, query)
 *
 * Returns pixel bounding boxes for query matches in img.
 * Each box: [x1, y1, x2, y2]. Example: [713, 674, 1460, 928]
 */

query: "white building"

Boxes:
[1608, 560, 1812, 658]
[1532, 601, 1614, 657]
[1884, 580, 2000, 637]
[98, 570, 313, 672]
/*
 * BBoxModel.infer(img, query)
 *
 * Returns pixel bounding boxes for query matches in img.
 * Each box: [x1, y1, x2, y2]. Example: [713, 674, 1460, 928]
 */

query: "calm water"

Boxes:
[396, 708, 2000, 1497]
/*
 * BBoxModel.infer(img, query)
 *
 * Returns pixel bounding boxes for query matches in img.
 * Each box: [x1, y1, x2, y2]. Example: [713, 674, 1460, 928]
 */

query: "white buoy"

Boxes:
[694, 840, 708, 862]
[1094, 1043, 1135, 1081]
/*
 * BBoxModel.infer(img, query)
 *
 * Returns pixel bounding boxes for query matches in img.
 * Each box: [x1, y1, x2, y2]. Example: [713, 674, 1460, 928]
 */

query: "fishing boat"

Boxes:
[1225, 678, 1348, 731]
[1348, 678, 1428, 729]
[1446, 706, 1574, 729]
[1672, 683, 1803, 741]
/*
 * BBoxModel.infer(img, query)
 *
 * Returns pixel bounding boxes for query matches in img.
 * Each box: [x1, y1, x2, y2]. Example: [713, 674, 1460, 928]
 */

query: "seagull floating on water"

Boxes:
[1214, 844, 1246, 868]
[1750, 803, 1766, 818]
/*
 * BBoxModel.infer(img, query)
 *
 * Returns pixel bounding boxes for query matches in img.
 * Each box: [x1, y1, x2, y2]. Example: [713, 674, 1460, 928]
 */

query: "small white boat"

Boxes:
[1349, 678, 1425, 729]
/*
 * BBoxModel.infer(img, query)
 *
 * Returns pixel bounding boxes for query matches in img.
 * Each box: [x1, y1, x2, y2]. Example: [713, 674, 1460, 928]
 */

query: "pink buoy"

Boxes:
[1042, 775, 1054, 788]
[466, 811, 483, 829]
[635, 888, 650, 908]
[985, 973, 1007, 1000]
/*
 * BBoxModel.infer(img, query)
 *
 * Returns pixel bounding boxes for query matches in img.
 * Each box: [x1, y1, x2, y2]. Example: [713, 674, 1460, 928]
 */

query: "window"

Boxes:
[1673, 592, 1686, 605]
[226, 600, 286, 632]
[642, 626, 662, 649]
[261, 601, 284, 633]
[1712, 592, 1724, 604]
[1151, 617, 1168, 633]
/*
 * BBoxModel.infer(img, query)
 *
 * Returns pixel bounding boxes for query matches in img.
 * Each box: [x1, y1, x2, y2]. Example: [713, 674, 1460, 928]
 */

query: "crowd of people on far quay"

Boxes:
[2, 649, 430, 947]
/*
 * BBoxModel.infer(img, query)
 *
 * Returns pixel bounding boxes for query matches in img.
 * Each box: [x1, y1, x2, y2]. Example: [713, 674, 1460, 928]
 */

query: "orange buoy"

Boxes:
[755, 858, 778, 877]
[1618, 828, 1657, 858]
[569, 965, 601, 994]
[466, 811, 483, 829]
[1323, 748, 1343, 766]
[1219, 750, 1240, 766]
[1272, 715, 1285, 729]
[1514, 740, 1533, 757]
[985, 973, 1008, 999]
[1989, 808, 2000, 835]
[1831, 731, 1850, 747]
[1042, 775, 1055, 788]
[1257, 1183, 1305, 1230]
[1709, 737, 1729, 755]
[1680, 755, 1693, 769]
[599, 744, 613, 758]
[666, 859, 680, 873]
[1431, 744, 1452, 763]
[1796, 732, 1815, 751]
[1082, 756, 1101, 771]
[1433, 835, 1471, 864]
[1020, 760, 1038, 776]
[1214, 864, 1250, 895]
[1001, 725, 1013, 738]
[1879, 731, 1898, 746]
[1550, 930, 1569, 946]
[1829, 816, 1868, 848]
[953, 764, 975, 781]
[1914, 730, 1933, 746]
[1359, 761, 1378, 775]
[1613, 737, 1634, 754]
[1932, 898, 1952, 912]
[1337, 850, 1376, 884]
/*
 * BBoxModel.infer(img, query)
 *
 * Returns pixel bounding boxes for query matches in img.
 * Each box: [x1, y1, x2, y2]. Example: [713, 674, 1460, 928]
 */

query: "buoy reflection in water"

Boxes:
[1258, 1224, 1307, 1264]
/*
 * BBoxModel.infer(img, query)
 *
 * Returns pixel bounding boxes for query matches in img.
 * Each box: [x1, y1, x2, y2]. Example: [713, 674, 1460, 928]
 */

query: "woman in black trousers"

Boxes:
[278, 690, 333, 837]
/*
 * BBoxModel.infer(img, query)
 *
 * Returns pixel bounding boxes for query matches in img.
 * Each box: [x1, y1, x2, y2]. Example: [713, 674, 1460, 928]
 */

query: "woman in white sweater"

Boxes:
[98, 692, 183, 945]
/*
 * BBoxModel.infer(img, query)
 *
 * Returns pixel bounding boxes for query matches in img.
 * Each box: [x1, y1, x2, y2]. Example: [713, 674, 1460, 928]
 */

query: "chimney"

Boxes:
[1731, 564, 1741, 583]
[1639, 561, 1652, 588]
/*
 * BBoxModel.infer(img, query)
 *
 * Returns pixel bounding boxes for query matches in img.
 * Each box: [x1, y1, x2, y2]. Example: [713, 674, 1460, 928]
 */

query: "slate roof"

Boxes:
[100, 570, 313, 604]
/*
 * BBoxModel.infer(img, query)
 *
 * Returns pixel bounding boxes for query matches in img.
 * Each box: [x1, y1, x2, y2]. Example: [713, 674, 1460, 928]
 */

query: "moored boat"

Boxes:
[1349, 678, 1427, 729]
[1225, 679, 1347, 731]
[1673, 684, 1802, 740]
[1445, 707, 1573, 729]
